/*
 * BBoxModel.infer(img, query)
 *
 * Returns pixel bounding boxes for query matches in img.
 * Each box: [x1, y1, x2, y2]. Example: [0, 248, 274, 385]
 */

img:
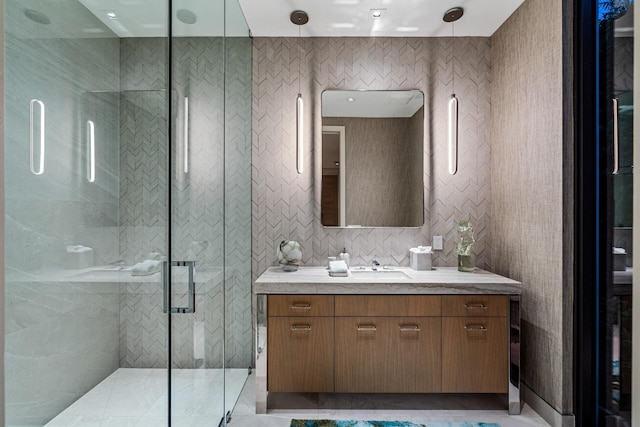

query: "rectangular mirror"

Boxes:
[321, 90, 424, 227]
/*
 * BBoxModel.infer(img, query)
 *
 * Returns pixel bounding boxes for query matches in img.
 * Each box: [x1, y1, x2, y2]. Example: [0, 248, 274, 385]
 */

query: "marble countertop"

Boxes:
[254, 266, 522, 295]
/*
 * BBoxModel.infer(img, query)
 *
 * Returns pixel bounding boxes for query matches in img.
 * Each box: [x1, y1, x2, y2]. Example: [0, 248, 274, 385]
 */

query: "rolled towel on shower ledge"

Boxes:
[131, 259, 162, 276]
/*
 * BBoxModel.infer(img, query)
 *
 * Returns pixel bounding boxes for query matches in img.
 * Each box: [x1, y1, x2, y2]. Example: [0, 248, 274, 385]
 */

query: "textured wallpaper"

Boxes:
[491, 0, 571, 415]
[323, 113, 423, 227]
[252, 37, 492, 282]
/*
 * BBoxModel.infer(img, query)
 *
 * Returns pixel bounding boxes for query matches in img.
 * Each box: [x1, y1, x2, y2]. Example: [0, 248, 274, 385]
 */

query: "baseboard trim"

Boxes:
[522, 383, 575, 427]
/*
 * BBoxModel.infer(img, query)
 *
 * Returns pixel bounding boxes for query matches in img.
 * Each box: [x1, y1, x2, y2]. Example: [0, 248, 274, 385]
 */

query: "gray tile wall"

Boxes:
[4, 1, 121, 423]
[252, 37, 492, 280]
[615, 37, 633, 93]
[491, 0, 571, 414]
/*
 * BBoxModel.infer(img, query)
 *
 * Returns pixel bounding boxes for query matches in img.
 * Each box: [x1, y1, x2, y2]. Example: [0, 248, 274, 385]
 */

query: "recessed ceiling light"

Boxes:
[347, 97, 355, 102]
[371, 9, 385, 18]
[106, 12, 118, 20]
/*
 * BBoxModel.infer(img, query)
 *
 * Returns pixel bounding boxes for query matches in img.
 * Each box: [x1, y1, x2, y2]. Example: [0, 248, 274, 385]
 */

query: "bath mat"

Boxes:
[290, 421, 500, 427]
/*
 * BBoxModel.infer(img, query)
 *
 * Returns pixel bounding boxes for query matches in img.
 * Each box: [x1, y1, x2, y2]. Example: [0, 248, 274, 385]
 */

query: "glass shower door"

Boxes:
[598, 0, 634, 424]
[3, 0, 171, 425]
[167, 0, 251, 424]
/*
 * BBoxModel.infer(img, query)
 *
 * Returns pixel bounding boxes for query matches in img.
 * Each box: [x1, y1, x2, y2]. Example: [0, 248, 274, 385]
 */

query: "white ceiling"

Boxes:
[237, 0, 526, 37]
[14, 0, 535, 39]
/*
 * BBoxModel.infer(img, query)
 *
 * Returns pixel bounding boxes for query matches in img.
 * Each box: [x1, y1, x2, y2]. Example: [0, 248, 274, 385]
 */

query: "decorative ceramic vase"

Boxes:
[277, 240, 302, 271]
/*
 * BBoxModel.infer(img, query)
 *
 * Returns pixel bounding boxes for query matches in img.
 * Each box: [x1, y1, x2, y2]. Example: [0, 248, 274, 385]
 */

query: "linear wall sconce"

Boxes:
[448, 95, 458, 175]
[296, 93, 304, 174]
[444, 7, 463, 176]
[291, 10, 308, 175]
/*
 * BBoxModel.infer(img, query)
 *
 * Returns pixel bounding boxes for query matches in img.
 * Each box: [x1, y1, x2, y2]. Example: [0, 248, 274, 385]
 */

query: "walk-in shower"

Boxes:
[4, 0, 252, 425]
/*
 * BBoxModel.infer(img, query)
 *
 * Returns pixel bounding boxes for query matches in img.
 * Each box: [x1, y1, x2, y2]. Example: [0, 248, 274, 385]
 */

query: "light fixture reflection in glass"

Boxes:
[297, 93, 304, 174]
[448, 95, 458, 175]
[106, 12, 117, 20]
[184, 96, 189, 174]
[87, 120, 95, 182]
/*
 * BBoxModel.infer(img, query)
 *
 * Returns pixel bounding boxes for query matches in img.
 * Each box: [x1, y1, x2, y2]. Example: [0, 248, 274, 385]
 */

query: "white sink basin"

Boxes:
[350, 269, 410, 280]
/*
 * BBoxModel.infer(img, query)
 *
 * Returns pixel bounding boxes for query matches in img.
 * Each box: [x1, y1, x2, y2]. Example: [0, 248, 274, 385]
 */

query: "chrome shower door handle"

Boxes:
[163, 261, 196, 313]
[613, 97, 619, 175]
[30, 99, 45, 175]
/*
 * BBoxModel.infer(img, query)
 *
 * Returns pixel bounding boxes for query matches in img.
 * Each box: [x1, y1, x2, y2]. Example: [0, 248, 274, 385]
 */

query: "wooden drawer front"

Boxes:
[388, 317, 442, 393]
[442, 295, 508, 317]
[335, 295, 441, 317]
[442, 317, 508, 393]
[335, 317, 441, 393]
[267, 317, 334, 392]
[268, 295, 334, 317]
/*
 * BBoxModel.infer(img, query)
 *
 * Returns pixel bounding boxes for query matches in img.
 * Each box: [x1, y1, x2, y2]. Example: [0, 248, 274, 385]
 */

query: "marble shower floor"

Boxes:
[45, 368, 248, 427]
[229, 376, 552, 427]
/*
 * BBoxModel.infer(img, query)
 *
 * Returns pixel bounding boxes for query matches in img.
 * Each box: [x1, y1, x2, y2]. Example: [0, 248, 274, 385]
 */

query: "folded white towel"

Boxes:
[329, 271, 349, 277]
[329, 260, 349, 275]
[131, 259, 162, 276]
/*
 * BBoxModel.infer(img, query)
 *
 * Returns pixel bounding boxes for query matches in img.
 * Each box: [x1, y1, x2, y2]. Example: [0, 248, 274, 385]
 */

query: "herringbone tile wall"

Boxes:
[252, 37, 492, 281]
[119, 38, 252, 369]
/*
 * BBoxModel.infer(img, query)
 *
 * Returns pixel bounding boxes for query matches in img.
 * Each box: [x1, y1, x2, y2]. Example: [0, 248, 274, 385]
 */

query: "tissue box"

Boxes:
[410, 247, 432, 271]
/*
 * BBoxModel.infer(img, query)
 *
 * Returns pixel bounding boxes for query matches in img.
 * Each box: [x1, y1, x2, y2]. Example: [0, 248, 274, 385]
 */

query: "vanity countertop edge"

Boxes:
[254, 266, 522, 295]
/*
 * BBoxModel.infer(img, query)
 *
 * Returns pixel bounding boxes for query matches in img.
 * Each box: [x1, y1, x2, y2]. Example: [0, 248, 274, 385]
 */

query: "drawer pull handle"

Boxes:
[464, 324, 487, 331]
[357, 325, 377, 331]
[290, 303, 311, 310]
[399, 324, 420, 332]
[291, 324, 311, 331]
[464, 303, 487, 310]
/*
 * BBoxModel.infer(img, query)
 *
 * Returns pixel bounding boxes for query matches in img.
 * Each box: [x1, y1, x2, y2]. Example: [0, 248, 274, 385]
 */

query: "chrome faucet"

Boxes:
[372, 259, 380, 271]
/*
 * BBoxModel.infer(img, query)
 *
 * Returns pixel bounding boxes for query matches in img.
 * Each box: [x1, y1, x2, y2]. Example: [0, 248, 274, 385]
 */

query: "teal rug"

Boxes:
[290, 421, 500, 427]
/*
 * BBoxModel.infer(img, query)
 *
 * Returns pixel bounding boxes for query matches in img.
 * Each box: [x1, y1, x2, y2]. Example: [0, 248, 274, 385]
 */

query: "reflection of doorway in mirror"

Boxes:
[321, 126, 346, 226]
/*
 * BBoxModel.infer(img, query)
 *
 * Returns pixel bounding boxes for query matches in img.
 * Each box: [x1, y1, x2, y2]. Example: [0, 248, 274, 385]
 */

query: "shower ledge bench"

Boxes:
[254, 266, 523, 415]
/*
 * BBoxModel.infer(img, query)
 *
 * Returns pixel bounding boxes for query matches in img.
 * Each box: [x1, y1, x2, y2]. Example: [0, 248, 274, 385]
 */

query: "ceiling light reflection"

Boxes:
[332, 23, 355, 29]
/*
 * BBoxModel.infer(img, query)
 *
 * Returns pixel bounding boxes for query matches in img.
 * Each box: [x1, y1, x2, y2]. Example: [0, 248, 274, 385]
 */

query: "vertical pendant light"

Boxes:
[444, 7, 463, 176]
[291, 10, 308, 174]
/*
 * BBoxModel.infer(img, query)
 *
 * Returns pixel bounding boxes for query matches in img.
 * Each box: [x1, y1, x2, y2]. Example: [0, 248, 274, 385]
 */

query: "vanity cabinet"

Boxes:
[267, 294, 508, 394]
[267, 295, 334, 392]
[441, 295, 509, 393]
[256, 266, 522, 415]
[335, 295, 441, 393]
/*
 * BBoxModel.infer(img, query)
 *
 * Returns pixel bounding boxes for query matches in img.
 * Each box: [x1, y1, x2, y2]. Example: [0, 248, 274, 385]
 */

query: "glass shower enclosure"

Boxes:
[4, 0, 252, 425]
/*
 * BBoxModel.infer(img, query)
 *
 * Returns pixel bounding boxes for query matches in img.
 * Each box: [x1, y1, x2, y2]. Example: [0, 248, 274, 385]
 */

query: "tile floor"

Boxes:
[229, 375, 552, 427]
[45, 368, 248, 427]
[44, 368, 551, 427]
